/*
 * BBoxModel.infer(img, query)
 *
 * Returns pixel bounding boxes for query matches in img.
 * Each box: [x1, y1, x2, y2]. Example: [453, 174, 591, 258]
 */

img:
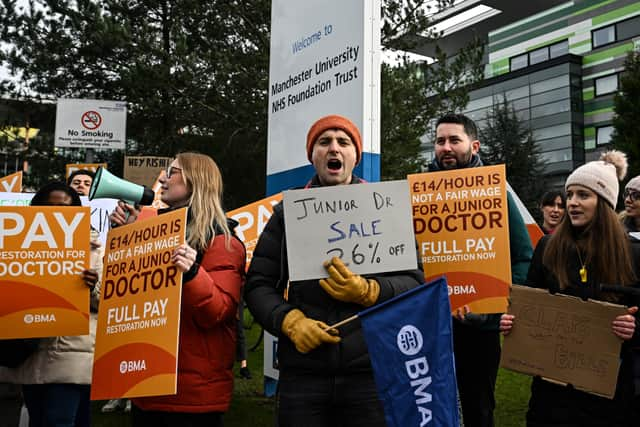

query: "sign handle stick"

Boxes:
[325, 314, 359, 331]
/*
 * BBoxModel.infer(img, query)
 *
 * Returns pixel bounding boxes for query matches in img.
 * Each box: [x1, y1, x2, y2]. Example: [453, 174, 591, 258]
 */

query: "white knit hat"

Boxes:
[626, 175, 640, 193]
[565, 150, 628, 208]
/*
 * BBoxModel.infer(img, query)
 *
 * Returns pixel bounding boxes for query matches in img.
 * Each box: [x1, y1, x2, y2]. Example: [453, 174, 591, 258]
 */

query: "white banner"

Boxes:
[55, 98, 127, 149]
[0, 193, 117, 246]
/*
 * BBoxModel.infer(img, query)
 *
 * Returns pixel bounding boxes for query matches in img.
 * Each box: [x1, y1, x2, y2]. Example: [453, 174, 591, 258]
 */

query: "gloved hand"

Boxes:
[281, 309, 340, 354]
[319, 257, 380, 307]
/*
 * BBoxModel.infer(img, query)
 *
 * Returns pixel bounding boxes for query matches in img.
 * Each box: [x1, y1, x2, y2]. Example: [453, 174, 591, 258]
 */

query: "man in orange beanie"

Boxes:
[245, 115, 424, 427]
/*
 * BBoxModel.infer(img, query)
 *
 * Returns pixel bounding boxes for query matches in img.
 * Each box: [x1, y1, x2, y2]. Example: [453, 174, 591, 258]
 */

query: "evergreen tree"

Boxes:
[612, 50, 640, 180]
[479, 96, 544, 211]
[1, 0, 483, 198]
[380, 1, 484, 180]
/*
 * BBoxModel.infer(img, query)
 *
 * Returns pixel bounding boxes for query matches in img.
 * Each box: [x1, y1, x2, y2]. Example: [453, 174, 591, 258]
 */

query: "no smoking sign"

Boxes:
[81, 111, 102, 130]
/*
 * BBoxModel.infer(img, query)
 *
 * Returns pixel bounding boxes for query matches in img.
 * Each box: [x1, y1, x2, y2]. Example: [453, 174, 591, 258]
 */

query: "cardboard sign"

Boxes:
[501, 285, 626, 399]
[91, 208, 187, 400]
[408, 165, 511, 313]
[283, 180, 417, 281]
[0, 206, 91, 338]
[227, 193, 282, 269]
[0, 172, 22, 192]
[65, 163, 108, 179]
[124, 156, 173, 188]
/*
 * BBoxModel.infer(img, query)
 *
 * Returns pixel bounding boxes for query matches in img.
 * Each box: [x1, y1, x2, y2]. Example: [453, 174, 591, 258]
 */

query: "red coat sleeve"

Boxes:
[181, 235, 246, 329]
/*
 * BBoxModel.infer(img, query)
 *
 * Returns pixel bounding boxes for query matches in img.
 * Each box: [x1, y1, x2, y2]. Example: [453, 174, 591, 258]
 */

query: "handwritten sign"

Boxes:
[501, 285, 625, 398]
[123, 156, 172, 188]
[0, 206, 91, 338]
[0, 172, 22, 192]
[283, 180, 417, 281]
[91, 208, 186, 400]
[408, 165, 511, 313]
[227, 193, 282, 269]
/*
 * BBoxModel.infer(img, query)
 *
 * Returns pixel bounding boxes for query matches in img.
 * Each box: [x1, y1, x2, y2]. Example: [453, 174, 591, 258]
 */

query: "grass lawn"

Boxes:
[93, 322, 531, 426]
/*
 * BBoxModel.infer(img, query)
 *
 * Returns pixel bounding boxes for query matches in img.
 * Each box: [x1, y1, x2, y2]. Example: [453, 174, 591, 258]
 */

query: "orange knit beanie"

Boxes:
[306, 115, 362, 165]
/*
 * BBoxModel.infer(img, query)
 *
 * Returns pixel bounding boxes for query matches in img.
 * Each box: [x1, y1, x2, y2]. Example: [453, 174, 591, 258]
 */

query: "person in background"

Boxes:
[621, 175, 640, 234]
[245, 115, 424, 427]
[68, 168, 130, 415]
[67, 170, 94, 197]
[429, 113, 533, 427]
[110, 152, 245, 427]
[500, 151, 640, 426]
[0, 181, 103, 427]
[539, 190, 566, 234]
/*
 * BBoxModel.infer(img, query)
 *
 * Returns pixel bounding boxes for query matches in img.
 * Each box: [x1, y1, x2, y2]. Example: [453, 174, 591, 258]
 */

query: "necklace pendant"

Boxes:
[579, 267, 587, 283]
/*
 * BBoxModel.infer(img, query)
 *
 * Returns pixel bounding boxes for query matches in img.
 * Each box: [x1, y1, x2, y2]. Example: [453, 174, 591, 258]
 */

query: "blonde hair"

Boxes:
[175, 152, 231, 251]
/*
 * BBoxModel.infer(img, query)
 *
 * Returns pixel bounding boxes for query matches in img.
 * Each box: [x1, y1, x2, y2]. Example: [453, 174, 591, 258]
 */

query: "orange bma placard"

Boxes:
[0, 171, 23, 192]
[227, 193, 282, 269]
[91, 208, 187, 400]
[0, 206, 91, 338]
[408, 165, 511, 314]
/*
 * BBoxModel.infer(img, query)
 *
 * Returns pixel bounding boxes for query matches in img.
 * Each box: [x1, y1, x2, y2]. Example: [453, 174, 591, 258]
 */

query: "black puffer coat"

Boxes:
[245, 175, 424, 374]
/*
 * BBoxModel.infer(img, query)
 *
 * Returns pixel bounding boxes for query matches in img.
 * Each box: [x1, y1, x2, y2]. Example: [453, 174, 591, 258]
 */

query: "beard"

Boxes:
[437, 149, 473, 170]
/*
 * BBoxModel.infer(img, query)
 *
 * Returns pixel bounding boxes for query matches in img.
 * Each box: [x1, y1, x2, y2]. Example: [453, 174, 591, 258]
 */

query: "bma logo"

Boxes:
[397, 325, 423, 356]
[119, 360, 147, 374]
[23, 313, 56, 324]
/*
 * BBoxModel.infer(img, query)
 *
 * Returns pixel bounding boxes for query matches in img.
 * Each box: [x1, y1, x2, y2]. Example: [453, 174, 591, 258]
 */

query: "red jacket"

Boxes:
[133, 232, 246, 413]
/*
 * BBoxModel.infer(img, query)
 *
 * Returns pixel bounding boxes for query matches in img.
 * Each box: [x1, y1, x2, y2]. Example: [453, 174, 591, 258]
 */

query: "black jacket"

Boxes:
[245, 175, 424, 374]
[525, 234, 640, 424]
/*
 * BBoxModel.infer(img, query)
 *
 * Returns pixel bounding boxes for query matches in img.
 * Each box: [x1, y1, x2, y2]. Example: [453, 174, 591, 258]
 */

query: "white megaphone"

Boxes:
[88, 167, 155, 206]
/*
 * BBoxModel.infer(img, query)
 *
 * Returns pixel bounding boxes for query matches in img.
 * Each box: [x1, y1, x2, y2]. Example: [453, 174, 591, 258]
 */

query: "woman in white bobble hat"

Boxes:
[500, 151, 640, 426]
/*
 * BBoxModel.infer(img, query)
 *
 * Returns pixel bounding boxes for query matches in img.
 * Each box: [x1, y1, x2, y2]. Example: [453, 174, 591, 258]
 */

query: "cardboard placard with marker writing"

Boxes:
[283, 180, 417, 281]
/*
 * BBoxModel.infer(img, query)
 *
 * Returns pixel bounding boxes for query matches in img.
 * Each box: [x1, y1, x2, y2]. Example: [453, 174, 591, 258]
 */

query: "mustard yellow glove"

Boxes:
[281, 309, 340, 354]
[319, 257, 380, 307]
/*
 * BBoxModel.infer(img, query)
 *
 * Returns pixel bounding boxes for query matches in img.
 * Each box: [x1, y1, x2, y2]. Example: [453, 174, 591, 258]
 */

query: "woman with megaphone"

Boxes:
[109, 152, 246, 427]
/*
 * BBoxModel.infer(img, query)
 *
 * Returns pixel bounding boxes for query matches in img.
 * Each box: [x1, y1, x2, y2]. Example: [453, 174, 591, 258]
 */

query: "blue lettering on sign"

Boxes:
[327, 220, 382, 243]
[292, 30, 322, 54]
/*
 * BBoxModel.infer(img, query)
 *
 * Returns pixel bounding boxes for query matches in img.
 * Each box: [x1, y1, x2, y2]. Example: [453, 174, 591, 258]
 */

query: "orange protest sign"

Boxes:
[0, 206, 91, 338]
[0, 171, 23, 192]
[227, 193, 282, 269]
[65, 163, 108, 179]
[408, 165, 511, 314]
[91, 208, 187, 400]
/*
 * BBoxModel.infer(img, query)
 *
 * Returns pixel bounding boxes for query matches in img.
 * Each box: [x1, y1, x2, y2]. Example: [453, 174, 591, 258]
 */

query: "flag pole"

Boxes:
[324, 314, 359, 331]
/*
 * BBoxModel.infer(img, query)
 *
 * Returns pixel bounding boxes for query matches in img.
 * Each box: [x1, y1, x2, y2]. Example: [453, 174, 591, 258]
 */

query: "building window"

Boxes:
[616, 15, 640, 41]
[592, 25, 615, 48]
[509, 40, 569, 72]
[549, 40, 569, 58]
[596, 125, 614, 145]
[510, 54, 528, 71]
[594, 74, 618, 96]
[529, 47, 549, 65]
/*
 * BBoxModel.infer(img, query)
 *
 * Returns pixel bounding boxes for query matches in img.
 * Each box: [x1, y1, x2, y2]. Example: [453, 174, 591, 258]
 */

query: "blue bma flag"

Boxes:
[359, 276, 458, 427]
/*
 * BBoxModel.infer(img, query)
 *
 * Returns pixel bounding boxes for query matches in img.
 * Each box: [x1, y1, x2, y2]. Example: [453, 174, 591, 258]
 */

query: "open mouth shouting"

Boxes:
[327, 158, 343, 172]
